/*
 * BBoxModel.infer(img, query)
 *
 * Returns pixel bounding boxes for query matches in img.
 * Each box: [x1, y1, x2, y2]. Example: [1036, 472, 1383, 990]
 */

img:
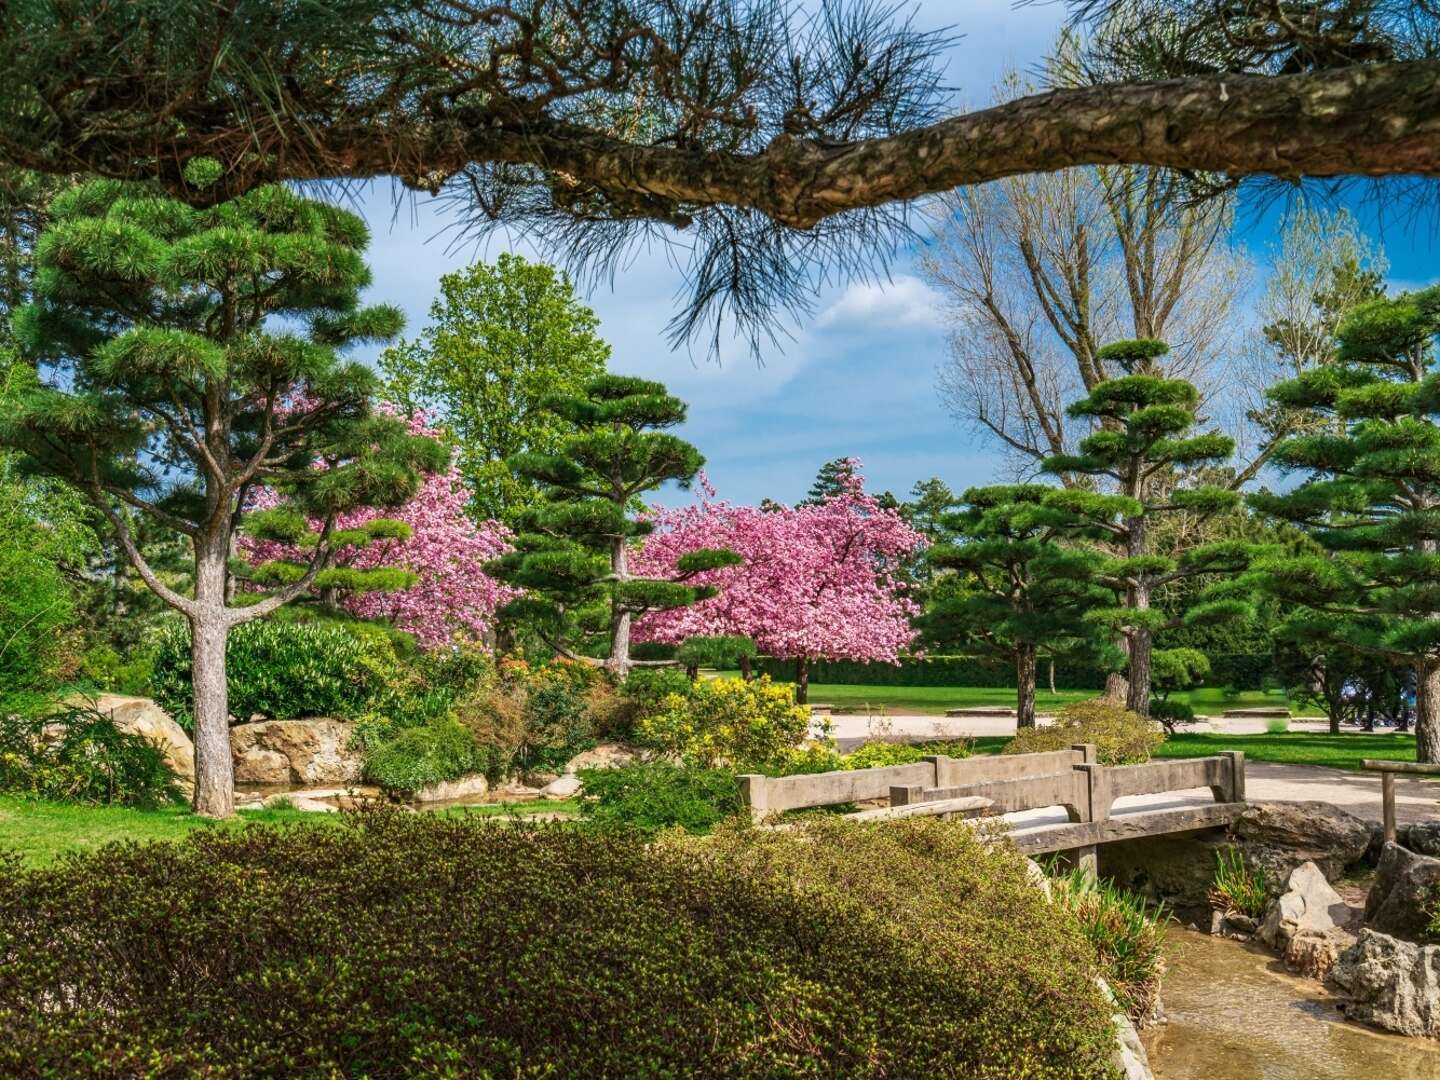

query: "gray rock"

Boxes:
[540, 774, 583, 800]
[1333, 928, 1440, 1038]
[412, 773, 489, 803]
[92, 694, 195, 790]
[1097, 977, 1155, 1080]
[229, 718, 363, 785]
[1405, 822, 1440, 859]
[1365, 842, 1440, 941]
[1260, 861, 1350, 950]
[1099, 801, 1371, 909]
[564, 742, 639, 774]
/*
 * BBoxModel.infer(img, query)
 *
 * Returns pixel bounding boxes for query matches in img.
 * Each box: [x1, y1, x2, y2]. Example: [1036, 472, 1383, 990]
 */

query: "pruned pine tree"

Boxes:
[489, 375, 740, 677]
[238, 510, 418, 614]
[0, 178, 446, 817]
[918, 485, 1113, 728]
[1247, 286, 1440, 761]
[1043, 340, 1259, 715]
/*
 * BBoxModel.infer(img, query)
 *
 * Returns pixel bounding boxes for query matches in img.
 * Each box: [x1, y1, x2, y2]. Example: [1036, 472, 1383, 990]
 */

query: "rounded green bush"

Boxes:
[0, 814, 1119, 1077]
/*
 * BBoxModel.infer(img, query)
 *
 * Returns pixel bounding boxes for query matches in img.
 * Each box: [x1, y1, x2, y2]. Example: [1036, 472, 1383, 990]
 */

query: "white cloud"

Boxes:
[815, 275, 945, 332]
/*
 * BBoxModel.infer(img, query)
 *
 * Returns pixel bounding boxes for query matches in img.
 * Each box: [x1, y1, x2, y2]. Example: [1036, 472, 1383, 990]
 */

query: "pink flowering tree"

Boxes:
[634, 462, 923, 702]
[242, 414, 515, 649]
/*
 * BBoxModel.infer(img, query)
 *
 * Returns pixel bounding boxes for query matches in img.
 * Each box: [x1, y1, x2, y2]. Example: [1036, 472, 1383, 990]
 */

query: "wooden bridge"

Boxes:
[740, 745, 1247, 871]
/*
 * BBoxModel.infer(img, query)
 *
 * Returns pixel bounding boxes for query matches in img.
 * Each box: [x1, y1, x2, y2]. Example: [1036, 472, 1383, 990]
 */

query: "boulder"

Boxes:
[1403, 822, 1440, 859]
[229, 719, 362, 785]
[1098, 801, 1370, 909]
[1365, 842, 1440, 941]
[92, 694, 194, 788]
[1332, 929, 1440, 1038]
[564, 742, 639, 774]
[540, 774, 583, 800]
[411, 773, 489, 803]
[1259, 861, 1351, 950]
[1285, 927, 1357, 982]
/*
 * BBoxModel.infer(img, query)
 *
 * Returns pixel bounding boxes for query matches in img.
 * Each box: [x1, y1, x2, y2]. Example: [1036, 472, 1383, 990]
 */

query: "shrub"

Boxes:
[639, 675, 812, 769]
[150, 619, 382, 728]
[1264, 715, 1290, 734]
[1148, 697, 1195, 736]
[578, 762, 743, 836]
[0, 515, 78, 697]
[361, 719, 495, 794]
[0, 701, 183, 808]
[1208, 847, 1268, 919]
[843, 740, 927, 770]
[1048, 868, 1168, 1023]
[1005, 698, 1164, 765]
[621, 666, 692, 717]
[516, 661, 600, 773]
[0, 814, 1119, 1077]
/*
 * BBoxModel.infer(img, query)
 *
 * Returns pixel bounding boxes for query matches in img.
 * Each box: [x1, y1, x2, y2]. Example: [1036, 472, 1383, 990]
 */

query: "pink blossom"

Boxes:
[242, 413, 515, 649]
[633, 461, 923, 664]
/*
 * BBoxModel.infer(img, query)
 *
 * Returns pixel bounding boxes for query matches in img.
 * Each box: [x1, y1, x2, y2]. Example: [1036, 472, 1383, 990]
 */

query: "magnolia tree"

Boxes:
[635, 464, 922, 703]
[243, 414, 514, 649]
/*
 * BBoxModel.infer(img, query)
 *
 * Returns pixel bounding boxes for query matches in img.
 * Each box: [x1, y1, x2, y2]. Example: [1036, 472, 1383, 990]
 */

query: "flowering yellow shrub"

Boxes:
[639, 676, 813, 770]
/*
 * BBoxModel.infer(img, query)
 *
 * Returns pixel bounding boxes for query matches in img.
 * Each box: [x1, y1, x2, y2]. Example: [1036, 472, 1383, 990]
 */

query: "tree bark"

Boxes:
[739, 654, 753, 681]
[795, 657, 810, 706]
[1418, 661, 1440, 764]
[1015, 643, 1038, 729]
[1103, 671, 1129, 703]
[189, 532, 237, 818]
[1126, 627, 1153, 717]
[1048, 658, 1056, 696]
[607, 536, 632, 680]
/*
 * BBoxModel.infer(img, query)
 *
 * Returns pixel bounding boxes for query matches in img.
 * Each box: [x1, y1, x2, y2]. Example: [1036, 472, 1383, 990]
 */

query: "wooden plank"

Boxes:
[846, 796, 993, 822]
[1003, 802, 1246, 855]
[1362, 759, 1440, 776]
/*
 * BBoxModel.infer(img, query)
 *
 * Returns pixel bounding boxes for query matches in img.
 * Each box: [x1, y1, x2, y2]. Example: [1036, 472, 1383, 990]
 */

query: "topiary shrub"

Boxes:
[0, 814, 1119, 1076]
[1148, 697, 1195, 736]
[0, 700, 183, 808]
[639, 675, 812, 770]
[150, 619, 382, 728]
[1004, 698, 1164, 765]
[361, 719, 495, 794]
[578, 762, 743, 836]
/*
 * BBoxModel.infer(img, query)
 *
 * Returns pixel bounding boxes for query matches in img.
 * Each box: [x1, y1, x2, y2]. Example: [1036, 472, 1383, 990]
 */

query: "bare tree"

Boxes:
[922, 75, 1248, 480]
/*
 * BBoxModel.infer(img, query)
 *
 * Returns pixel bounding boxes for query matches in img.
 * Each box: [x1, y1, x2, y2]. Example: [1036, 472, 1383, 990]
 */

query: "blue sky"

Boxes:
[347, 1, 1437, 508]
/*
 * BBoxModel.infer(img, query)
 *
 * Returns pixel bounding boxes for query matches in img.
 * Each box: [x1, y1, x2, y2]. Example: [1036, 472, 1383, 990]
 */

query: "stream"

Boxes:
[1145, 928, 1440, 1079]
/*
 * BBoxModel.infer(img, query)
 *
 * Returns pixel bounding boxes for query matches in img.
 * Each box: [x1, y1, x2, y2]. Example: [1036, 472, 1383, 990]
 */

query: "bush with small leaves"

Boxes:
[361, 719, 495, 794]
[0, 813, 1119, 1076]
[639, 675, 813, 770]
[1005, 698, 1164, 765]
[578, 762, 743, 836]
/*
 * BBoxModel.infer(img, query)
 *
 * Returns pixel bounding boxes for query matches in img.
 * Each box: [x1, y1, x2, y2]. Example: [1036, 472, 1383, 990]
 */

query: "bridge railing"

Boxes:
[739, 746, 1247, 865]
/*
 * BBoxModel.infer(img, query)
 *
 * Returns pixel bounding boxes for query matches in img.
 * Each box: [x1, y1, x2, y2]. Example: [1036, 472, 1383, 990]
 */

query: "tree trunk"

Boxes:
[685, 663, 699, 682]
[739, 655, 753, 681]
[1048, 658, 1056, 696]
[607, 536, 632, 679]
[1015, 643, 1038, 729]
[1126, 627, 1153, 716]
[1418, 661, 1440, 764]
[1103, 671, 1129, 703]
[190, 536, 235, 818]
[795, 657, 810, 705]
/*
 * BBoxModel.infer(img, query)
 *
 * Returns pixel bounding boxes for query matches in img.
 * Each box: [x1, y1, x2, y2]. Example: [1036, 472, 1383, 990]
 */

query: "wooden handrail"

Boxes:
[1360, 758, 1440, 846]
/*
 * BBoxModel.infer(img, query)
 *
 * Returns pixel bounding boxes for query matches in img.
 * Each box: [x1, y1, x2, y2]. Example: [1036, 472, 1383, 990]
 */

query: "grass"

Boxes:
[0, 795, 581, 866]
[1155, 730, 1415, 771]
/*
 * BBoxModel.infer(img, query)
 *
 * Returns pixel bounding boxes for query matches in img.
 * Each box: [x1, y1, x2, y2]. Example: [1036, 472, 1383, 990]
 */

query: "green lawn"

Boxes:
[0, 795, 581, 866]
[1155, 730, 1415, 771]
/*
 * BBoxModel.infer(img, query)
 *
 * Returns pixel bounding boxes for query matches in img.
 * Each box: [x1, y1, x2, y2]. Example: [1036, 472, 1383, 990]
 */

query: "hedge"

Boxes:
[0, 813, 1120, 1077]
[754, 652, 1276, 690]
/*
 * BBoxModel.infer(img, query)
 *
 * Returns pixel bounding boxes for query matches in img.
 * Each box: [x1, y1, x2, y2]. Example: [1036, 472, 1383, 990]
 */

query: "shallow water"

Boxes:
[1145, 928, 1440, 1079]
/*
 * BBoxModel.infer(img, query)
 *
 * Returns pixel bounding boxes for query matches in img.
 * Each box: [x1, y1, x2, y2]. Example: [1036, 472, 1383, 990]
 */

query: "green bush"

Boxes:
[361, 720, 494, 794]
[1208, 847, 1268, 919]
[842, 740, 927, 770]
[521, 663, 598, 773]
[1148, 697, 1195, 735]
[0, 513, 78, 698]
[1005, 698, 1164, 765]
[0, 814, 1119, 1076]
[1048, 868, 1168, 1023]
[578, 762, 743, 836]
[621, 666, 692, 716]
[639, 675, 812, 769]
[0, 701, 183, 808]
[151, 620, 382, 728]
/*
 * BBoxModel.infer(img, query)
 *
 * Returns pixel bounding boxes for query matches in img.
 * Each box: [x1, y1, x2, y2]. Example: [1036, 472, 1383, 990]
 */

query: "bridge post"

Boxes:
[1070, 746, 1102, 878]
[1217, 751, 1246, 804]
[738, 774, 769, 822]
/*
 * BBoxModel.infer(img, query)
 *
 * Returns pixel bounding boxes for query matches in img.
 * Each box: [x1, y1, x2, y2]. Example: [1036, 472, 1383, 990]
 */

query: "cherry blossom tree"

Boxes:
[243, 414, 514, 649]
[634, 463, 923, 702]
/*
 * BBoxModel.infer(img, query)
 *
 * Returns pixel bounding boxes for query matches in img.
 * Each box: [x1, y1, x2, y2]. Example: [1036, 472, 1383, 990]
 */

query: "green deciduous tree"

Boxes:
[382, 254, 610, 523]
[918, 485, 1113, 728]
[1043, 339, 1260, 714]
[1248, 285, 1440, 760]
[488, 375, 739, 677]
[0, 178, 446, 816]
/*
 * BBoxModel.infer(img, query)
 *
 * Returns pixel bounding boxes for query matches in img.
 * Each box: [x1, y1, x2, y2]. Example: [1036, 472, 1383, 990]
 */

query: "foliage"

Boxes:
[1148, 698, 1196, 735]
[361, 719, 494, 794]
[243, 411, 515, 648]
[1005, 698, 1165, 765]
[452, 659, 607, 777]
[0, 813, 1119, 1076]
[1208, 847, 1268, 919]
[634, 463, 922, 700]
[1049, 867, 1168, 1023]
[577, 762, 743, 837]
[919, 484, 1114, 726]
[752, 653, 1111, 688]
[842, 740, 927, 770]
[151, 620, 387, 729]
[488, 375, 739, 674]
[381, 254, 611, 523]
[674, 633, 757, 677]
[0, 701, 183, 809]
[1264, 715, 1291, 734]
[639, 675, 813, 770]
